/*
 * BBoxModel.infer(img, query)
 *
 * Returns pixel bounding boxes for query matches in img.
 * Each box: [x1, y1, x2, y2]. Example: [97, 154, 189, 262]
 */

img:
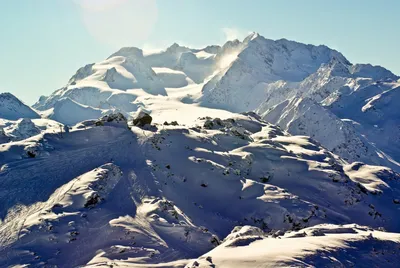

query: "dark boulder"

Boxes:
[133, 111, 152, 127]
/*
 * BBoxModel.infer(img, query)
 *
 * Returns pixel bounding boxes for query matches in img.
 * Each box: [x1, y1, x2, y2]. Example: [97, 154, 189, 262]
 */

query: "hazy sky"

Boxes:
[1, 0, 399, 104]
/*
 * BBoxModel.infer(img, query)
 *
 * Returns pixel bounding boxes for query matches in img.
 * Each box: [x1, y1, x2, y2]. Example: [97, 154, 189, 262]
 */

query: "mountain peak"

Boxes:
[0, 92, 19, 100]
[0, 92, 40, 120]
[350, 63, 399, 81]
[2, 30, 400, 268]
[244, 31, 261, 42]
[108, 47, 144, 59]
[166, 42, 189, 53]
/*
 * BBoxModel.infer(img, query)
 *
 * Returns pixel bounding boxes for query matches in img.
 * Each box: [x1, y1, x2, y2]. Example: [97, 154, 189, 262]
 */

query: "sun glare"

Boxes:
[74, 0, 158, 48]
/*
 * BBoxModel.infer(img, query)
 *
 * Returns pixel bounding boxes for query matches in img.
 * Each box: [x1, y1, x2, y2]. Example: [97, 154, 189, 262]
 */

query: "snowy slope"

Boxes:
[200, 37, 398, 113]
[0, 94, 64, 143]
[1, 113, 400, 267]
[187, 224, 400, 268]
[46, 97, 105, 126]
[30, 33, 400, 171]
[1, 32, 400, 267]
[330, 84, 400, 158]
[260, 96, 399, 170]
[256, 63, 400, 171]
[0, 118, 64, 144]
[0, 93, 40, 120]
[200, 33, 350, 112]
[32, 40, 243, 122]
[195, 33, 400, 171]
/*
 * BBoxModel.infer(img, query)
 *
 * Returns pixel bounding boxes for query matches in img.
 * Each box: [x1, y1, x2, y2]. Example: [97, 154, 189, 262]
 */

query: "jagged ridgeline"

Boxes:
[31, 33, 400, 172]
[1, 33, 399, 267]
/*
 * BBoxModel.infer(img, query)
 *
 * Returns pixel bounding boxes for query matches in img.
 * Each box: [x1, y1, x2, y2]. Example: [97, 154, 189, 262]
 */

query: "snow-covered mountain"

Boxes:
[199, 33, 399, 171]
[30, 33, 400, 172]
[0, 92, 40, 120]
[201, 33, 351, 111]
[1, 32, 400, 267]
[1, 113, 400, 267]
[255, 64, 400, 170]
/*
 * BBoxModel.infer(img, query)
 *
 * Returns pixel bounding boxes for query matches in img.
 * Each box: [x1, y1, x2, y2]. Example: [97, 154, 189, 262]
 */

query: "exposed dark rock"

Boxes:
[133, 111, 152, 127]
[84, 192, 101, 208]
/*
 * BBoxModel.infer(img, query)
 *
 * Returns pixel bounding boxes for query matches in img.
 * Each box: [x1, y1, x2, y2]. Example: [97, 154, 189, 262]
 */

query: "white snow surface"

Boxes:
[187, 224, 400, 268]
[0, 93, 40, 120]
[1, 113, 400, 267]
[0, 117, 64, 144]
[1, 32, 400, 267]
[30, 33, 400, 171]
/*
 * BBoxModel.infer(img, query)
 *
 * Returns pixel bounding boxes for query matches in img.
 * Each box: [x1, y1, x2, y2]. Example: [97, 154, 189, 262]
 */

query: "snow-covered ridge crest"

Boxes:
[0, 92, 40, 120]
[1, 112, 400, 267]
[7, 32, 400, 173]
[2, 31, 400, 267]
[188, 224, 400, 267]
[200, 33, 353, 112]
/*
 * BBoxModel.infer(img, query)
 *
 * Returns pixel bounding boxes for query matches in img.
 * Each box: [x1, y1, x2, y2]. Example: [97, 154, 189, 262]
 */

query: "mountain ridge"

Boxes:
[30, 32, 400, 171]
[0, 92, 40, 120]
[1, 32, 400, 267]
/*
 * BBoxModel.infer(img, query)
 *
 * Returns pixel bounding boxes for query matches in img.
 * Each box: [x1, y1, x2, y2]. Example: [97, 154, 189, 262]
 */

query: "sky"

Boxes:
[1, 0, 399, 104]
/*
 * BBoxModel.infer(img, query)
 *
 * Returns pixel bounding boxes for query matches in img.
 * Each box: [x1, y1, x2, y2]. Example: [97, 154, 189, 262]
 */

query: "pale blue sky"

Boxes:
[1, 0, 399, 104]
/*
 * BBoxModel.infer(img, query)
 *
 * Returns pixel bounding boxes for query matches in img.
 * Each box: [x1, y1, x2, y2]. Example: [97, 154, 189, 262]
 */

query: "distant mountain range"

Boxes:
[1, 33, 399, 267]
[27, 32, 400, 171]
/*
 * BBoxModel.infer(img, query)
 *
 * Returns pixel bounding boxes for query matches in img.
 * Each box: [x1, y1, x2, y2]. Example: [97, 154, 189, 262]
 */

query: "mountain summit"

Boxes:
[0, 92, 40, 120]
[31, 33, 400, 171]
[1, 33, 400, 267]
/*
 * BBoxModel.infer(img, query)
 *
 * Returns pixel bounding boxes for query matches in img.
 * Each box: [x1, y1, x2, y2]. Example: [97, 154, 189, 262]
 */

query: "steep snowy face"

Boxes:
[200, 34, 349, 111]
[47, 97, 105, 125]
[350, 64, 399, 81]
[32, 43, 225, 122]
[239, 44, 399, 171]
[362, 86, 400, 123]
[305, 78, 400, 171]
[356, 86, 400, 159]
[0, 93, 40, 120]
[68, 63, 96, 85]
[211, 36, 399, 116]
[29, 32, 399, 172]
[259, 80, 400, 171]
[260, 97, 395, 169]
